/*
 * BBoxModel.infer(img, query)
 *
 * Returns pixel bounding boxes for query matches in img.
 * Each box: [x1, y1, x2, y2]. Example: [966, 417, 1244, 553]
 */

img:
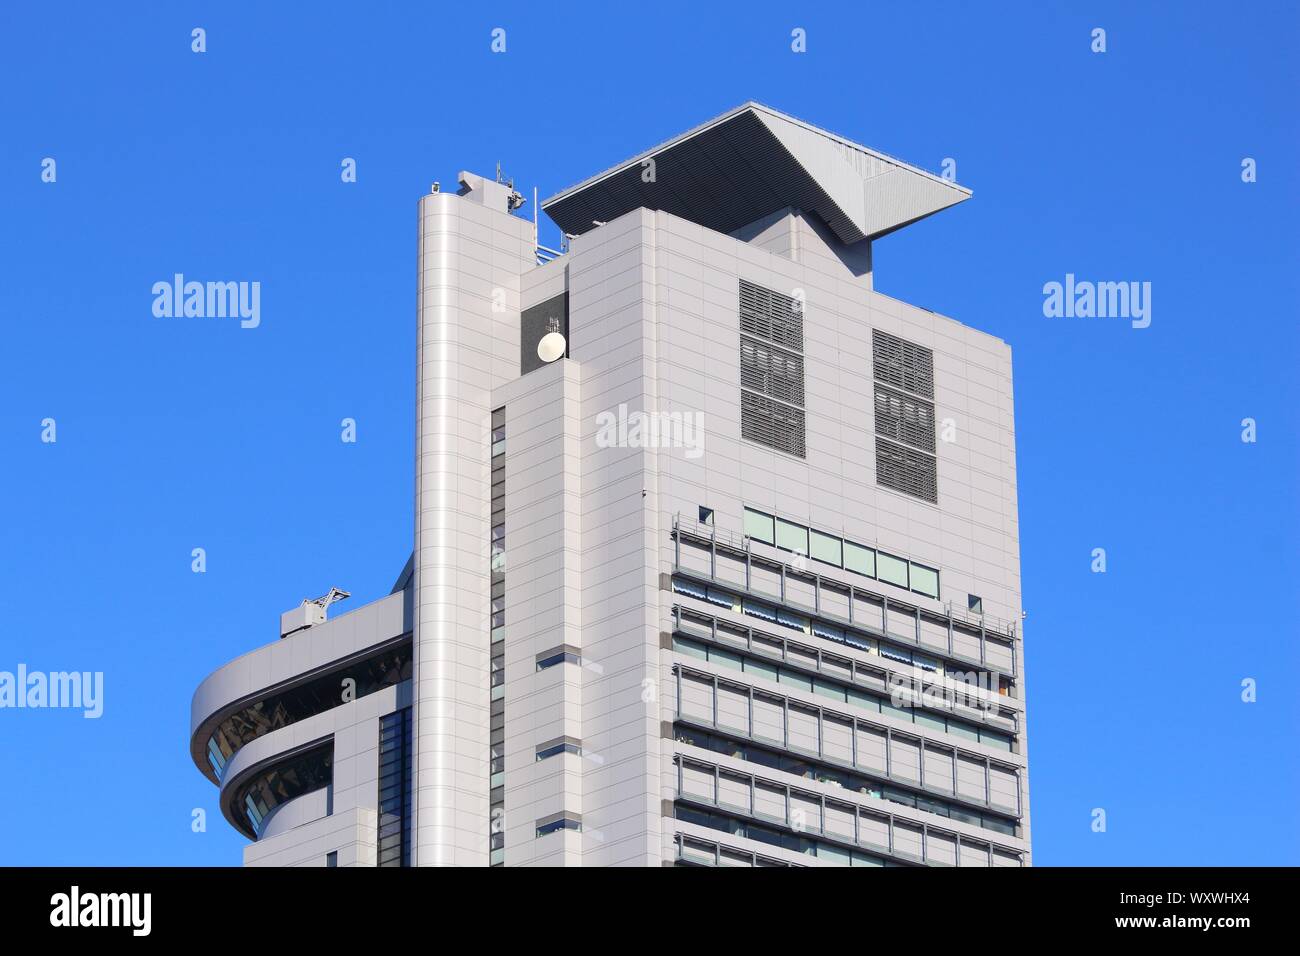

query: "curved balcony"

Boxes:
[222, 738, 335, 839]
[190, 589, 411, 787]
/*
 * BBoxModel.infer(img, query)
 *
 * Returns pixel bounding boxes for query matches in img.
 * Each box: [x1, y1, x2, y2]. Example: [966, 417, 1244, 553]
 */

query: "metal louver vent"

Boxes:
[740, 279, 804, 351]
[742, 391, 806, 459]
[739, 279, 806, 460]
[875, 439, 938, 504]
[872, 329, 934, 399]
[874, 384, 935, 453]
[871, 329, 938, 503]
[741, 335, 805, 406]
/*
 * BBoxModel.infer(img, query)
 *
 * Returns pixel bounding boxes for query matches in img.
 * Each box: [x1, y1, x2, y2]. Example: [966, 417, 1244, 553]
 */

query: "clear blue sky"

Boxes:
[1, 1, 1295, 866]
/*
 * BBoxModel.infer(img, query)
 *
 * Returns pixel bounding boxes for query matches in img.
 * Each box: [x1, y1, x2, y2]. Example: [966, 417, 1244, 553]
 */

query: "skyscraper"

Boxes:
[190, 102, 1029, 867]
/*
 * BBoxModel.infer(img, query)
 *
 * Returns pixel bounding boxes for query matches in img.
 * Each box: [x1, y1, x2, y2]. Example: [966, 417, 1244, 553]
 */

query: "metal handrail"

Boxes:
[672, 512, 1018, 641]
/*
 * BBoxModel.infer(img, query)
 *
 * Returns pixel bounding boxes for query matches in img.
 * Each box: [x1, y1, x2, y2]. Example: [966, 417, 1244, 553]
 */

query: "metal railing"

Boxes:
[671, 511, 1019, 644]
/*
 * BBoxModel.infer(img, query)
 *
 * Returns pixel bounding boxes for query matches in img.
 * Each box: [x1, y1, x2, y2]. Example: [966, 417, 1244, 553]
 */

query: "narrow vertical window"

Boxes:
[377, 707, 412, 867]
[489, 406, 506, 865]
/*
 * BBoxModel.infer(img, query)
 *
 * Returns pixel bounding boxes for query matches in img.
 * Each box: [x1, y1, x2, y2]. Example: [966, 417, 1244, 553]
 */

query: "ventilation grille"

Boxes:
[874, 385, 935, 453]
[740, 279, 804, 352]
[741, 335, 805, 406]
[739, 280, 806, 459]
[742, 391, 806, 459]
[871, 329, 937, 503]
[872, 329, 934, 399]
[876, 439, 938, 504]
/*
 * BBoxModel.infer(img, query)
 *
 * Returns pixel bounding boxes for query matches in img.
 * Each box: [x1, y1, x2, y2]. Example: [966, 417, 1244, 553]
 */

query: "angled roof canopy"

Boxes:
[542, 102, 971, 245]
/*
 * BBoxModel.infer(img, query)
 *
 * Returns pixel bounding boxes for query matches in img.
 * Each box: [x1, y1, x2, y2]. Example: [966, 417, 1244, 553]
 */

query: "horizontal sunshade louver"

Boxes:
[742, 391, 806, 459]
[875, 438, 938, 504]
[741, 335, 805, 406]
[872, 329, 934, 399]
[740, 279, 804, 351]
[873, 384, 936, 453]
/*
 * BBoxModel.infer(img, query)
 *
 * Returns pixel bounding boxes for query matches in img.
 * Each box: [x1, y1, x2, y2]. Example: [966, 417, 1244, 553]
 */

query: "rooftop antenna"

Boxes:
[497, 161, 527, 211]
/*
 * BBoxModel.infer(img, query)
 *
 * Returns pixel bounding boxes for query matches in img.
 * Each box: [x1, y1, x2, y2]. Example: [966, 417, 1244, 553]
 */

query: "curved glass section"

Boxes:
[234, 742, 333, 838]
[205, 638, 412, 779]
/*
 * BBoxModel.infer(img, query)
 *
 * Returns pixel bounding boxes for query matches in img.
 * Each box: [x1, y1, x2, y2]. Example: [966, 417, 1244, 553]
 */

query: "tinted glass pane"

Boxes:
[877, 552, 909, 588]
[910, 563, 939, 598]
[844, 541, 876, 577]
[776, 518, 809, 555]
[744, 658, 779, 683]
[744, 508, 774, 544]
[672, 637, 708, 660]
[810, 530, 842, 566]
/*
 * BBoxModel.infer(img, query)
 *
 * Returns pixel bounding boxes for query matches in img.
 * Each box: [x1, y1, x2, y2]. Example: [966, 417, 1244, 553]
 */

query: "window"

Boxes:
[910, 563, 939, 598]
[488, 417, 507, 880]
[779, 670, 812, 692]
[775, 518, 808, 555]
[813, 678, 844, 702]
[671, 729, 1021, 850]
[672, 578, 708, 600]
[536, 738, 582, 761]
[325, 851, 338, 868]
[711, 647, 744, 672]
[536, 816, 582, 837]
[810, 529, 842, 566]
[204, 639, 412, 781]
[705, 587, 738, 611]
[672, 636, 708, 660]
[235, 742, 335, 839]
[536, 647, 581, 671]
[877, 552, 909, 588]
[968, 594, 983, 615]
[377, 708, 412, 867]
[776, 608, 810, 633]
[913, 653, 940, 673]
[879, 644, 912, 665]
[947, 722, 979, 743]
[844, 541, 876, 578]
[812, 620, 844, 643]
[744, 507, 775, 545]
[699, 506, 714, 526]
[980, 729, 1013, 752]
[745, 657, 779, 683]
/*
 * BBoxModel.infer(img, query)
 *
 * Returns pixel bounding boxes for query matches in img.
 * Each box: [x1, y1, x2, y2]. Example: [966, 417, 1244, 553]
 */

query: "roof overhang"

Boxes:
[542, 102, 971, 245]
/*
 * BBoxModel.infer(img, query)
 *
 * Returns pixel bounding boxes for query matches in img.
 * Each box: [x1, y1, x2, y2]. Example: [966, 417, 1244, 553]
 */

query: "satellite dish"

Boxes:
[537, 331, 566, 363]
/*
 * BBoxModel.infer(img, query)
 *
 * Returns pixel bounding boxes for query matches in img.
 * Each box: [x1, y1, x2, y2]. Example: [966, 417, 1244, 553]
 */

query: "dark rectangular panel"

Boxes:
[520, 292, 569, 375]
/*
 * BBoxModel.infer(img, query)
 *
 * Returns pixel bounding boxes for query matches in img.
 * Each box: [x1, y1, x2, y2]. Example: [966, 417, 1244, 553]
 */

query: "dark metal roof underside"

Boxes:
[541, 104, 970, 246]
